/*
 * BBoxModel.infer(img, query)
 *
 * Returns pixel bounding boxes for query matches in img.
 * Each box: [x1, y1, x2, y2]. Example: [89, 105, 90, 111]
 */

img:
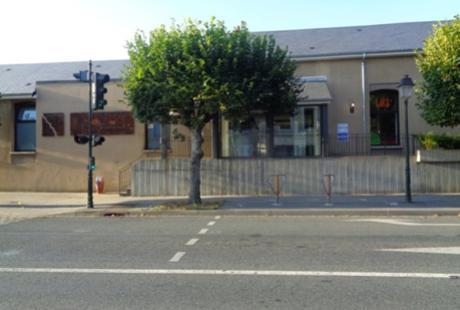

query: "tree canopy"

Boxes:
[124, 18, 301, 203]
[416, 16, 460, 127]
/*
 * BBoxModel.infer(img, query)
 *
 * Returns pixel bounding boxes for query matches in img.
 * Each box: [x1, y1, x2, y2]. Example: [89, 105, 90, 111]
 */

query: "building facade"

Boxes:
[0, 21, 457, 193]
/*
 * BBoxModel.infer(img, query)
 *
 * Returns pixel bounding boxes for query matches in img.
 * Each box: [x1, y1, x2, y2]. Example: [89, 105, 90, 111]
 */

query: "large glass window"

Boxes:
[220, 106, 322, 158]
[146, 122, 161, 150]
[220, 115, 267, 157]
[274, 106, 321, 157]
[370, 90, 399, 146]
[15, 105, 36, 152]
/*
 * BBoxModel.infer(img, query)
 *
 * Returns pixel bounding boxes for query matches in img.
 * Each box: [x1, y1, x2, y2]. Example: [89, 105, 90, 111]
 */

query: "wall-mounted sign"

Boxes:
[42, 113, 64, 137]
[337, 123, 349, 141]
[70, 111, 135, 135]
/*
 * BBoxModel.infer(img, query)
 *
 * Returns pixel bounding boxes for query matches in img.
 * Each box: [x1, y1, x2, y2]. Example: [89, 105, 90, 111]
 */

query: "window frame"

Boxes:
[370, 89, 400, 147]
[14, 103, 36, 152]
[145, 122, 162, 150]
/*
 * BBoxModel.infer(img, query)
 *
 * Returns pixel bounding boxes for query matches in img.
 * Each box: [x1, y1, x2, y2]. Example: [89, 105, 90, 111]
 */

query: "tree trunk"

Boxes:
[160, 124, 169, 159]
[189, 126, 204, 204]
[266, 113, 274, 157]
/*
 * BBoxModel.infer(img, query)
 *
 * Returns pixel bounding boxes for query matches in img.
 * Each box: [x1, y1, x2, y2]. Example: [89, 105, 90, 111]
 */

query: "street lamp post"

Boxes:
[398, 74, 414, 203]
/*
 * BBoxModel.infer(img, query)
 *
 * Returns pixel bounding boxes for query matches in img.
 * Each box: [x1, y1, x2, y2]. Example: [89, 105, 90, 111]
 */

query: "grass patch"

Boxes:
[149, 199, 223, 211]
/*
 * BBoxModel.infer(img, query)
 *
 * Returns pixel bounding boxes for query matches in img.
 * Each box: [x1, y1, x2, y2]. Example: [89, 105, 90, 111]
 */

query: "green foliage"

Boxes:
[416, 133, 460, 149]
[124, 18, 301, 203]
[417, 132, 437, 150]
[123, 18, 301, 130]
[416, 16, 460, 127]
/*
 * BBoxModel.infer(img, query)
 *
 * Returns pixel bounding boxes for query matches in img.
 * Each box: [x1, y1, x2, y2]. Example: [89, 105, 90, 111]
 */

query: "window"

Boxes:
[15, 105, 36, 152]
[146, 122, 161, 149]
[220, 106, 322, 158]
[370, 90, 399, 146]
[274, 106, 321, 157]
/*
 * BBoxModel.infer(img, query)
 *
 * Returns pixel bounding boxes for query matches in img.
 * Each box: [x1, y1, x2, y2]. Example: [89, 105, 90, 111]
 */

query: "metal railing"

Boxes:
[220, 131, 418, 158]
[324, 134, 416, 157]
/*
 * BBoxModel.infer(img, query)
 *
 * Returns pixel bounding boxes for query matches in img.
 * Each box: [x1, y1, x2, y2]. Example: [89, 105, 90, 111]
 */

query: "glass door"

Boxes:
[293, 106, 321, 156]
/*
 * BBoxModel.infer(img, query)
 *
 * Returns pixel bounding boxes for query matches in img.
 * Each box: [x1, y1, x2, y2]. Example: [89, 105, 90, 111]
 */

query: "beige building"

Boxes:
[0, 21, 457, 193]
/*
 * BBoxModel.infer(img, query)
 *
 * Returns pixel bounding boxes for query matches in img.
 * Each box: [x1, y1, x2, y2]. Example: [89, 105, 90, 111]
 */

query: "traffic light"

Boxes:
[73, 70, 89, 82]
[88, 156, 96, 171]
[93, 135, 105, 147]
[74, 134, 89, 144]
[93, 73, 110, 110]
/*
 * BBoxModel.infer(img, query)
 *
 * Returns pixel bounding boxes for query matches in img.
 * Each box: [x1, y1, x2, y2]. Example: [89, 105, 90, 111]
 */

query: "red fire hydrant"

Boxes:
[95, 176, 105, 194]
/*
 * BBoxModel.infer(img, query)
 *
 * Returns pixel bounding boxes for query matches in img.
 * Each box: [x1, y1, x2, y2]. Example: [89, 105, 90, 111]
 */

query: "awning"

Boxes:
[297, 76, 332, 104]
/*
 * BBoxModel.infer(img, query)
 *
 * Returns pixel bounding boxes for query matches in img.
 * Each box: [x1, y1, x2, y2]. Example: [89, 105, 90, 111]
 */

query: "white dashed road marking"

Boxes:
[186, 238, 199, 246]
[0, 250, 22, 257]
[169, 252, 186, 262]
[207, 221, 216, 226]
[0, 267, 458, 279]
[198, 228, 208, 235]
[214, 216, 221, 220]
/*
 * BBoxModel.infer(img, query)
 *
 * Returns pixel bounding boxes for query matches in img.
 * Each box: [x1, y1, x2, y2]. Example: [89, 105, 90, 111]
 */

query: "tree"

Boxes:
[416, 16, 460, 127]
[124, 18, 300, 203]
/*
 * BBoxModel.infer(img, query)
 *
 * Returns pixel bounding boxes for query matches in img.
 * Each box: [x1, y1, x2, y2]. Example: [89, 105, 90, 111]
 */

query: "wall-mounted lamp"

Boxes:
[349, 102, 356, 114]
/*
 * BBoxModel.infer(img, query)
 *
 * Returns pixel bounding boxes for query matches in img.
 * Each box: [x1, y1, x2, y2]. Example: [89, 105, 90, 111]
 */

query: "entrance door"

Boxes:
[370, 90, 400, 146]
[293, 106, 321, 156]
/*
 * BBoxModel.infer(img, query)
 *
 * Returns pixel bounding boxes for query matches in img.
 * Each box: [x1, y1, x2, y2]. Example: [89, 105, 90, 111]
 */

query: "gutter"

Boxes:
[361, 53, 367, 135]
[36, 78, 122, 85]
[0, 93, 35, 100]
[292, 50, 416, 62]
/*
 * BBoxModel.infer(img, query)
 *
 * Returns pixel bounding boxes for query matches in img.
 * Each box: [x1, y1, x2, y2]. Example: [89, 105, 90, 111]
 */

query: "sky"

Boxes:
[0, 0, 458, 64]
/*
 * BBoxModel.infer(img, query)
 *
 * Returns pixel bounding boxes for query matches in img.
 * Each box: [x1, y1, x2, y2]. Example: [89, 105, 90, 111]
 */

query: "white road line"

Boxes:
[0, 267, 458, 279]
[0, 250, 22, 257]
[186, 238, 199, 246]
[214, 216, 221, 220]
[378, 247, 460, 255]
[347, 218, 460, 226]
[169, 252, 186, 262]
[198, 228, 208, 235]
[207, 221, 216, 226]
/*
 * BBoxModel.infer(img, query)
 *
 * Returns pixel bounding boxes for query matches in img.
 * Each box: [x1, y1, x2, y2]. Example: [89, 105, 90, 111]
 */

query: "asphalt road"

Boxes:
[0, 215, 459, 309]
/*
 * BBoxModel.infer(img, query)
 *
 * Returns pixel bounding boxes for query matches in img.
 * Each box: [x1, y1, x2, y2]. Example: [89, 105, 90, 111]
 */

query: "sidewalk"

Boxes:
[0, 192, 157, 223]
[223, 194, 460, 209]
[220, 194, 460, 216]
[0, 192, 459, 217]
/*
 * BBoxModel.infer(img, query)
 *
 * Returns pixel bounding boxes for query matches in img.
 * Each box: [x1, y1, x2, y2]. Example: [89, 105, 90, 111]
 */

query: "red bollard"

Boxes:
[95, 176, 105, 194]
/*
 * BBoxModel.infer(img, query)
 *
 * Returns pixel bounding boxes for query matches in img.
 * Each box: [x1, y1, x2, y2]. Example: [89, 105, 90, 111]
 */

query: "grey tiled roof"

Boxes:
[0, 60, 128, 97]
[0, 21, 437, 97]
[258, 21, 435, 58]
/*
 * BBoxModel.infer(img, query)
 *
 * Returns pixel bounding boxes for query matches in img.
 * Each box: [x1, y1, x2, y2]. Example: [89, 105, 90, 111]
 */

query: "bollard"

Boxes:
[268, 174, 285, 206]
[323, 174, 334, 206]
[95, 176, 105, 194]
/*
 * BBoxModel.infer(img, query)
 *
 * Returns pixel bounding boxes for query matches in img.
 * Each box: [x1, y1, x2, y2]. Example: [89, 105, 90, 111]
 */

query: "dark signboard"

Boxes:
[70, 111, 135, 135]
[42, 113, 65, 137]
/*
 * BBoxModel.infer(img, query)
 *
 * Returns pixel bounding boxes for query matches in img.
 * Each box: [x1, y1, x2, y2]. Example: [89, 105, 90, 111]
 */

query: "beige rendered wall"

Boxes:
[0, 82, 146, 192]
[0, 81, 213, 192]
[295, 55, 459, 137]
[0, 100, 13, 164]
[36, 82, 146, 192]
[296, 58, 362, 135]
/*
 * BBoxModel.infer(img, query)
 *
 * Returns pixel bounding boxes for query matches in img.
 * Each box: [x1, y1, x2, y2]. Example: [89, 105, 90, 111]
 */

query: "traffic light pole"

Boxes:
[87, 60, 94, 209]
[72, 62, 109, 208]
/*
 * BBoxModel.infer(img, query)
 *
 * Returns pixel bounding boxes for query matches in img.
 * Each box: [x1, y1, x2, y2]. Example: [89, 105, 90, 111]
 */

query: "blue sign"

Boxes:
[337, 123, 349, 141]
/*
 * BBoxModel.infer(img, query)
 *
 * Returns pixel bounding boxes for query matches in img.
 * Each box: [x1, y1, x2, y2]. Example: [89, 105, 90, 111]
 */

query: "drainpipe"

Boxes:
[361, 53, 367, 136]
